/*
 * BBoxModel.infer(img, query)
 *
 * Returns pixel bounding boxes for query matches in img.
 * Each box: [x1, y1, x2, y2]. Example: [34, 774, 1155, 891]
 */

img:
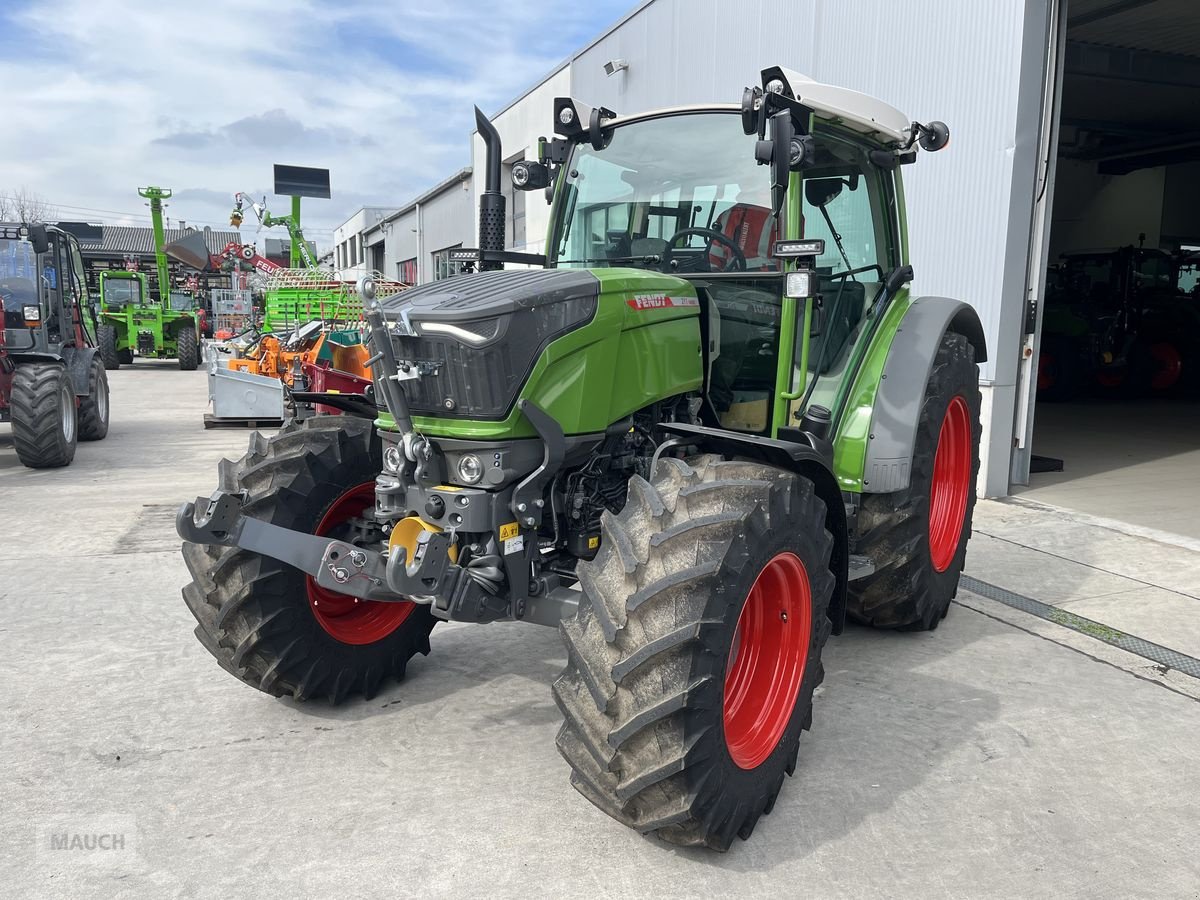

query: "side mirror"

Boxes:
[754, 109, 794, 217]
[28, 224, 50, 254]
[918, 121, 950, 152]
[804, 178, 844, 209]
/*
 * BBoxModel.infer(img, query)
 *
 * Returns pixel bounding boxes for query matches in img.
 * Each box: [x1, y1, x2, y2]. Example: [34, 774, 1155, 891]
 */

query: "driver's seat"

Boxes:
[709, 203, 778, 271]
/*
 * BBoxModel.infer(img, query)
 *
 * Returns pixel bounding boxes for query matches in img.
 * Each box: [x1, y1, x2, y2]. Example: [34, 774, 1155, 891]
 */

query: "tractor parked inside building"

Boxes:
[178, 67, 982, 851]
[1038, 245, 1198, 400]
[95, 187, 200, 371]
[1, 222, 110, 467]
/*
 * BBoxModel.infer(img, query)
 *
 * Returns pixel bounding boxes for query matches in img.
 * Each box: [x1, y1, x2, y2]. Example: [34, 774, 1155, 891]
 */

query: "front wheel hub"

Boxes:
[723, 551, 813, 770]
[306, 482, 414, 645]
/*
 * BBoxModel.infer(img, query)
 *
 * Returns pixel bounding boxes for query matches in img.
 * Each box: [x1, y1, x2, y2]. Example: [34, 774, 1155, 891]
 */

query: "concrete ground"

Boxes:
[1019, 398, 1200, 540]
[1, 364, 1199, 899]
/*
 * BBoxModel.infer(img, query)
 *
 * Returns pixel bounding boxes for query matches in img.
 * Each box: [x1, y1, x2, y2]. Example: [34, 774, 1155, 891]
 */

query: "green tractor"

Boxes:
[96, 187, 200, 371]
[178, 67, 983, 851]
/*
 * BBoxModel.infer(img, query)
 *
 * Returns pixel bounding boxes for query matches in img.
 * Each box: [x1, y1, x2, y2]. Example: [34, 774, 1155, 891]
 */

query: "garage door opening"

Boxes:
[1018, 0, 1200, 540]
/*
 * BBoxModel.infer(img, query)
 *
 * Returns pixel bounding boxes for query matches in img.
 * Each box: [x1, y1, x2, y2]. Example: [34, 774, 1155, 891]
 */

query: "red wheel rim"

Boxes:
[1150, 342, 1182, 391]
[1037, 352, 1054, 392]
[929, 396, 971, 573]
[1096, 368, 1124, 388]
[723, 552, 812, 770]
[306, 482, 413, 645]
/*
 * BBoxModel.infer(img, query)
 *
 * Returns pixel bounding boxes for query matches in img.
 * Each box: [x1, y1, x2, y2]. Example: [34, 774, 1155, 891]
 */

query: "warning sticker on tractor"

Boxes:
[499, 522, 520, 541]
[626, 293, 700, 311]
[504, 535, 525, 555]
[588, 535, 600, 550]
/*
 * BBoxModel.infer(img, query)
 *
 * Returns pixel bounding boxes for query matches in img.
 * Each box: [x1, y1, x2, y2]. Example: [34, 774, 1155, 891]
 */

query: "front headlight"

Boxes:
[457, 453, 483, 485]
[23, 306, 40, 324]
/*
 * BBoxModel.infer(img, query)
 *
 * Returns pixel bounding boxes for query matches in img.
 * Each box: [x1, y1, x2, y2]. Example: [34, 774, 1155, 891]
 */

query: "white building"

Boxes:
[334, 0, 1200, 516]
[332, 207, 398, 280]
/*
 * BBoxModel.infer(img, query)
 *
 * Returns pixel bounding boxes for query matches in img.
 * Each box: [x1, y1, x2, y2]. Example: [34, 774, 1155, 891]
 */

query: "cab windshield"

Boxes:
[552, 112, 783, 273]
[0, 239, 39, 313]
[103, 278, 143, 307]
[170, 292, 196, 311]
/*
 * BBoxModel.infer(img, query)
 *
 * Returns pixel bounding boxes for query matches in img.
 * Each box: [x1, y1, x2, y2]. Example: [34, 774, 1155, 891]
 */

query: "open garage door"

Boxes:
[1015, 0, 1200, 540]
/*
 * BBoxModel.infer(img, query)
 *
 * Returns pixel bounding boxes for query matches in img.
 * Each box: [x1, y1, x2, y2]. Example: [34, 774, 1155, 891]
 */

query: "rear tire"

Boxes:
[78, 355, 110, 441]
[848, 332, 981, 630]
[554, 455, 835, 851]
[10, 364, 78, 469]
[180, 416, 436, 703]
[1036, 335, 1084, 402]
[118, 348, 133, 365]
[177, 327, 199, 371]
[98, 325, 120, 370]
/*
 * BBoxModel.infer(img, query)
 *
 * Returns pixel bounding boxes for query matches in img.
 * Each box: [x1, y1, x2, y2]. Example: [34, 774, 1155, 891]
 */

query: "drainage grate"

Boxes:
[960, 575, 1200, 681]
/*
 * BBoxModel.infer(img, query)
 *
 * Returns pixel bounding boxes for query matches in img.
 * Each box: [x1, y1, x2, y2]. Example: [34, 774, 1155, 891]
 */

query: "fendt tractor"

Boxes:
[178, 67, 984, 851]
[1, 222, 110, 467]
[96, 186, 201, 371]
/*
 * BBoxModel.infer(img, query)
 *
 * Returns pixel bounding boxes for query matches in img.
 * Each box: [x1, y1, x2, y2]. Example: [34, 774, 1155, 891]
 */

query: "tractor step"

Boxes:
[847, 554, 875, 581]
[202, 413, 284, 430]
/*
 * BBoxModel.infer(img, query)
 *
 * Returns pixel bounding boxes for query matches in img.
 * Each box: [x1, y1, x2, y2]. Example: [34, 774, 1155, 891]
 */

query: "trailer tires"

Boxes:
[77, 354, 110, 441]
[98, 325, 120, 370]
[180, 416, 436, 703]
[177, 328, 199, 371]
[848, 332, 981, 630]
[554, 455, 835, 851]
[10, 363, 78, 469]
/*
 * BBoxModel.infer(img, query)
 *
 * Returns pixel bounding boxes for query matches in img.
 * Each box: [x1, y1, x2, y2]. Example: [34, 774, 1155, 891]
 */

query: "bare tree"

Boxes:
[1, 186, 56, 223]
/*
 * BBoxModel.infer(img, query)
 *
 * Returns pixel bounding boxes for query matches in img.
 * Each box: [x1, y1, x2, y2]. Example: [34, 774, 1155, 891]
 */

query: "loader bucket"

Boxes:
[163, 231, 216, 271]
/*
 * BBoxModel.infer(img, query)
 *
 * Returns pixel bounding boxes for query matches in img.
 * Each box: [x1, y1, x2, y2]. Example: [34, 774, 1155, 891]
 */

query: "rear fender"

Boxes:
[659, 422, 849, 634]
[861, 297, 986, 494]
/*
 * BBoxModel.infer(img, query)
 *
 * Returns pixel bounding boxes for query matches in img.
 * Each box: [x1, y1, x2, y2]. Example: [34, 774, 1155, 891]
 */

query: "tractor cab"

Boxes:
[99, 270, 149, 311]
[545, 95, 911, 438]
[1, 222, 96, 356]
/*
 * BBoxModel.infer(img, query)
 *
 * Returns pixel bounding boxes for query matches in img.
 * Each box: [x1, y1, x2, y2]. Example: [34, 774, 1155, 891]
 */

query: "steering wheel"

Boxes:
[661, 227, 747, 273]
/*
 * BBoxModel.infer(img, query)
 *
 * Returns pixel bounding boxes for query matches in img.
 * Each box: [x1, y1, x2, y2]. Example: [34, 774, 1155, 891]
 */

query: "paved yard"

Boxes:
[1, 363, 1198, 898]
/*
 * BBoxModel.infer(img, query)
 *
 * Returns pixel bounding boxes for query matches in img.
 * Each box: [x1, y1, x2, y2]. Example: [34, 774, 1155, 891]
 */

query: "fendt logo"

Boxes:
[626, 293, 700, 311]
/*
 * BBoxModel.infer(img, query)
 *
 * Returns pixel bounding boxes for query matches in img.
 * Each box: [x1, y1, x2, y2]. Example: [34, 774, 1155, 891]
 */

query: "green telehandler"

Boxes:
[96, 186, 200, 371]
[177, 67, 984, 851]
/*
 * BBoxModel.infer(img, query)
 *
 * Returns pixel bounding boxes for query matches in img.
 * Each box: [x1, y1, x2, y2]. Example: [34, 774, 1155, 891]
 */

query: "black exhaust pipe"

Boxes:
[474, 106, 506, 271]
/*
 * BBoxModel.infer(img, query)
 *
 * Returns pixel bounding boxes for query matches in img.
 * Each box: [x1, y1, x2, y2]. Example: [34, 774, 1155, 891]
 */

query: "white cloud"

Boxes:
[0, 0, 630, 250]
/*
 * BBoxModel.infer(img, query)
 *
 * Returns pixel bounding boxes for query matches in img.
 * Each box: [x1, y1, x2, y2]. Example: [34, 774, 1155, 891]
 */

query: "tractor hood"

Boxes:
[377, 269, 603, 420]
[378, 268, 599, 322]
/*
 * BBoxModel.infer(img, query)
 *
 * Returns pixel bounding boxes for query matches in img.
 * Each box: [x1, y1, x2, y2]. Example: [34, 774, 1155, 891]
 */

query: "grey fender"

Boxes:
[60, 346, 100, 396]
[863, 297, 986, 494]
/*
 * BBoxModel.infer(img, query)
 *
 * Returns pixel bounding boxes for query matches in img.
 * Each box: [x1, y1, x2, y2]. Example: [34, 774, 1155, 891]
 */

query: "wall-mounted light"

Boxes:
[603, 58, 629, 77]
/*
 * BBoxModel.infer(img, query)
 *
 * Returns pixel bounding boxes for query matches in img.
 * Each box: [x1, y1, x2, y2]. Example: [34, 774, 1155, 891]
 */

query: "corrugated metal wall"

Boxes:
[568, 0, 1037, 388]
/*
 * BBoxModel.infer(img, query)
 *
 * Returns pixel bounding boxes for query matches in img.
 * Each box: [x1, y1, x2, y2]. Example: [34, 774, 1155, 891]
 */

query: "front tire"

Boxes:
[78, 355, 110, 441]
[180, 416, 436, 703]
[848, 332, 981, 630]
[98, 325, 120, 370]
[10, 364, 78, 469]
[554, 455, 835, 851]
[177, 327, 199, 371]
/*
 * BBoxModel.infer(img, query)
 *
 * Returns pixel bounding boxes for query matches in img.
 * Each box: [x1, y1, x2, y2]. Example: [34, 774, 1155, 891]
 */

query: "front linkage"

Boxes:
[177, 281, 578, 629]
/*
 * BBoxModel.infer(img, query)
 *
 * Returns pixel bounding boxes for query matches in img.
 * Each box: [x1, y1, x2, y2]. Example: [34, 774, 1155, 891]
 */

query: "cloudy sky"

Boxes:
[0, 0, 632, 251]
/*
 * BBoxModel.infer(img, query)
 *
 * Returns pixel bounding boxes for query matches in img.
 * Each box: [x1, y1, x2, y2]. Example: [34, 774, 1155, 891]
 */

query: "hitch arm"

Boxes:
[176, 491, 400, 602]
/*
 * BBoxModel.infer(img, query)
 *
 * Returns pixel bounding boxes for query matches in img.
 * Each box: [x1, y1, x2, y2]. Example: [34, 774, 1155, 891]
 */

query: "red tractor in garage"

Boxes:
[1, 222, 110, 467]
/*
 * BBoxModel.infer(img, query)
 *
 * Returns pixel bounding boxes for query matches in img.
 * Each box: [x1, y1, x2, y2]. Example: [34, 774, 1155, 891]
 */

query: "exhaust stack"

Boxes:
[474, 106, 506, 271]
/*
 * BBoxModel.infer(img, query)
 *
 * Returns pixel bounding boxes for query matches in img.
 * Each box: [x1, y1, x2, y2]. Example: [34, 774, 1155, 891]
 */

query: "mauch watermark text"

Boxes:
[36, 816, 139, 868]
[49, 832, 127, 851]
